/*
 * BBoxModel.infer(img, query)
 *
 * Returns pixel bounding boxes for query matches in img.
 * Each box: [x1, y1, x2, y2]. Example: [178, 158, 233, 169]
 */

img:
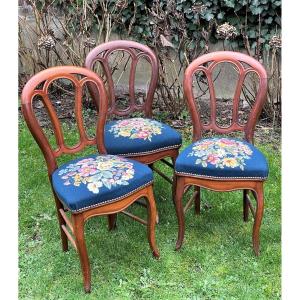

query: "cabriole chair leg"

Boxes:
[252, 184, 264, 256]
[72, 213, 91, 293]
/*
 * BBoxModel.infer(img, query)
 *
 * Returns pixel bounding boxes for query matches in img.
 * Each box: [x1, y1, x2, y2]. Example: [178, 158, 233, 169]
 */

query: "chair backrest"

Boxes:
[183, 51, 268, 143]
[21, 66, 108, 175]
[85, 40, 159, 118]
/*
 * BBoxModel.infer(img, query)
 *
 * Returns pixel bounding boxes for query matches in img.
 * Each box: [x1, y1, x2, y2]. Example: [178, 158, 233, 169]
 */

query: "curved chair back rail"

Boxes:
[183, 51, 268, 143]
[21, 66, 109, 175]
[85, 40, 159, 117]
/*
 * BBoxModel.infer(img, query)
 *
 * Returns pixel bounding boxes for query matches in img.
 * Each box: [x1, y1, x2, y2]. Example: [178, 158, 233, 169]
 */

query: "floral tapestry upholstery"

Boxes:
[104, 118, 182, 156]
[175, 138, 269, 180]
[52, 154, 153, 212]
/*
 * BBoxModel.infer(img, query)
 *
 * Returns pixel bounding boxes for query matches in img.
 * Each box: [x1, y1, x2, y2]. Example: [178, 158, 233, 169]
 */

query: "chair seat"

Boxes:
[52, 154, 153, 212]
[104, 118, 182, 156]
[175, 137, 268, 180]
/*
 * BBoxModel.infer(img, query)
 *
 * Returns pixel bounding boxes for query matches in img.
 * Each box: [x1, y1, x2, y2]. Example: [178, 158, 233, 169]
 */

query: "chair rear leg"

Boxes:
[72, 213, 91, 293]
[107, 214, 117, 231]
[194, 186, 201, 215]
[252, 184, 264, 256]
[148, 163, 159, 224]
[175, 176, 185, 250]
[171, 156, 177, 205]
[145, 187, 160, 258]
[243, 189, 250, 222]
[54, 194, 68, 252]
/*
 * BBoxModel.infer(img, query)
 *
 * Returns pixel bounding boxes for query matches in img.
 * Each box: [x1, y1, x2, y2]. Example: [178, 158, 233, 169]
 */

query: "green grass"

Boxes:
[19, 122, 281, 299]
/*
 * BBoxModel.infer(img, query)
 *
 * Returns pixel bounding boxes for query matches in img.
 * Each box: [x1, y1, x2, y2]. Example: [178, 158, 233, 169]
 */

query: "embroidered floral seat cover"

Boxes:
[52, 154, 153, 212]
[175, 138, 269, 180]
[104, 118, 182, 156]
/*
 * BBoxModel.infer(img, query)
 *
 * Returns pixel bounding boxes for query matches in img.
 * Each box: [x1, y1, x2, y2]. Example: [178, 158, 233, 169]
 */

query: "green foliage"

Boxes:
[118, 0, 281, 50]
[30, 0, 281, 50]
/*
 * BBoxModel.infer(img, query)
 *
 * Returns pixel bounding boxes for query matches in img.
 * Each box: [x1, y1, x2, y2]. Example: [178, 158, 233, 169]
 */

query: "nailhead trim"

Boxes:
[116, 144, 182, 157]
[68, 181, 154, 213]
[175, 171, 267, 180]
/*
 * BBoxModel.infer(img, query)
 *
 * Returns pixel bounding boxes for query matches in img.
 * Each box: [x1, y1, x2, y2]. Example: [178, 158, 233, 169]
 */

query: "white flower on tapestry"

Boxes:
[109, 118, 163, 141]
[188, 138, 253, 170]
[58, 156, 135, 194]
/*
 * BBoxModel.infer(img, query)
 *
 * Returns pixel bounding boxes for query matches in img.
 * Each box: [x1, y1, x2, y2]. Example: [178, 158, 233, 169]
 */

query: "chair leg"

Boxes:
[243, 189, 250, 222]
[72, 213, 91, 293]
[194, 186, 201, 215]
[171, 156, 177, 205]
[175, 176, 185, 250]
[54, 194, 68, 252]
[107, 214, 117, 231]
[148, 163, 160, 224]
[145, 187, 160, 258]
[252, 184, 264, 256]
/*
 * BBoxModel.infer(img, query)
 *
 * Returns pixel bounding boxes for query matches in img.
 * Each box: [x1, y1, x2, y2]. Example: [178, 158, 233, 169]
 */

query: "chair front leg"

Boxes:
[72, 213, 91, 293]
[175, 176, 186, 250]
[252, 183, 264, 256]
[145, 187, 160, 258]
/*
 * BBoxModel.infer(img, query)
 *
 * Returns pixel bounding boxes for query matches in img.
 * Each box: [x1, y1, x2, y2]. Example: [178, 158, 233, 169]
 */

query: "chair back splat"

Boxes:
[183, 51, 268, 143]
[85, 40, 159, 118]
[21, 66, 108, 175]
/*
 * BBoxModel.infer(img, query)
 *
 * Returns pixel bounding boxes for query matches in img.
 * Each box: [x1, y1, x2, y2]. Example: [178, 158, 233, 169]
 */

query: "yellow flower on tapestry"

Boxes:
[188, 138, 253, 170]
[119, 129, 131, 137]
[58, 155, 135, 194]
[223, 157, 239, 168]
[97, 161, 113, 171]
[109, 118, 163, 141]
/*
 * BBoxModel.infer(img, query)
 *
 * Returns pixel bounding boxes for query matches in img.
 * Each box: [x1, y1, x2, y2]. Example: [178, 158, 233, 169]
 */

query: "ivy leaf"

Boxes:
[217, 12, 225, 19]
[251, 6, 264, 15]
[203, 12, 214, 21]
[223, 0, 235, 8]
[265, 17, 273, 24]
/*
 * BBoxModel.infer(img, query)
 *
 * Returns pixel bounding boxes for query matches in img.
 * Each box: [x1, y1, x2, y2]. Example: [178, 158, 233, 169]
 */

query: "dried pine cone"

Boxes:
[192, 4, 207, 14]
[37, 35, 56, 50]
[216, 22, 238, 40]
[84, 38, 96, 48]
[269, 35, 281, 49]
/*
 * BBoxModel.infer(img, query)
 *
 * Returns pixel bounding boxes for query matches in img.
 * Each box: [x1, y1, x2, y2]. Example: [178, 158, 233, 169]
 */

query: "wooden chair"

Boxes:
[174, 51, 268, 255]
[85, 40, 182, 223]
[21, 66, 159, 293]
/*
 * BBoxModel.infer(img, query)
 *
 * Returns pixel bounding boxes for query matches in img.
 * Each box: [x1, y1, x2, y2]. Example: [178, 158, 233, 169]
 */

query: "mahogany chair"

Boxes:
[85, 40, 182, 223]
[174, 51, 269, 255]
[21, 66, 159, 293]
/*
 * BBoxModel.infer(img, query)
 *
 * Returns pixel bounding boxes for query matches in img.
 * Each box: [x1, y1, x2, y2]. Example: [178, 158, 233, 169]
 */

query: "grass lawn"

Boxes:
[19, 121, 281, 299]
